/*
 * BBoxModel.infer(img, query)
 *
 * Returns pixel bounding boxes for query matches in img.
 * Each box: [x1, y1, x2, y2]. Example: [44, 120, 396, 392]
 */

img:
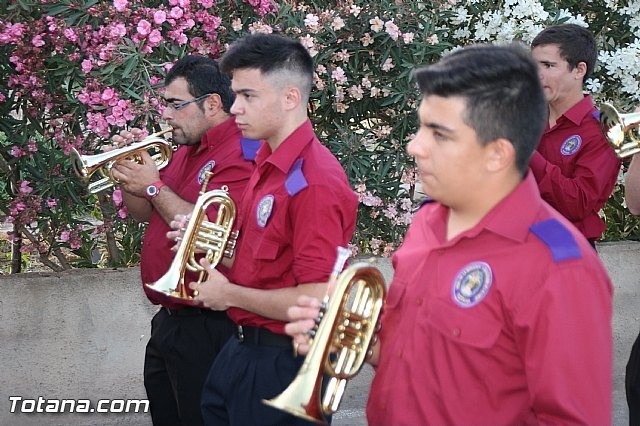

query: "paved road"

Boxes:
[0, 241, 637, 425]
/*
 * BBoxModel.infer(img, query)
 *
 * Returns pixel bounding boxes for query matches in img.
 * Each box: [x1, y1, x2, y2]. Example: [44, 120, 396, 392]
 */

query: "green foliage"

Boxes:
[1, 0, 639, 271]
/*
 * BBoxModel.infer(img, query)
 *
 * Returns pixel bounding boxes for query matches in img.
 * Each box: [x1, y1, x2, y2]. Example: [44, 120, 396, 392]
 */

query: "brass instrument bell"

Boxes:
[600, 103, 640, 158]
[263, 257, 386, 424]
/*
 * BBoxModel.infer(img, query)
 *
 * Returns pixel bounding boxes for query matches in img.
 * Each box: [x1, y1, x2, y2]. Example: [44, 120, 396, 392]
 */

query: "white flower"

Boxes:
[231, 18, 242, 32]
[370, 16, 384, 33]
[385, 20, 400, 41]
[403, 32, 415, 44]
[304, 13, 319, 29]
[331, 16, 345, 31]
[381, 58, 395, 72]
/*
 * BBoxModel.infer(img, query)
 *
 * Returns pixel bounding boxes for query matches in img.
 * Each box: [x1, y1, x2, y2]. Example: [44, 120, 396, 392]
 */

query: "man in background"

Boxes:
[110, 55, 254, 425]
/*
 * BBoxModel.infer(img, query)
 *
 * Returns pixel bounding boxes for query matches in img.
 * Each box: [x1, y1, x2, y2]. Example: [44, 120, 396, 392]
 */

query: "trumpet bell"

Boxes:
[600, 103, 640, 158]
[263, 261, 386, 424]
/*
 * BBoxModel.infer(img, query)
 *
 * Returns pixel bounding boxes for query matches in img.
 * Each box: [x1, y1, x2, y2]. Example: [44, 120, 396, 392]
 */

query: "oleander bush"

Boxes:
[0, 0, 639, 272]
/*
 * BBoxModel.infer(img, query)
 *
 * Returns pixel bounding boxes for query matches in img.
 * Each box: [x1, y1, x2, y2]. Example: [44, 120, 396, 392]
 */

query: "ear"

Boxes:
[485, 137, 516, 173]
[283, 85, 302, 111]
[574, 61, 588, 81]
[203, 93, 223, 117]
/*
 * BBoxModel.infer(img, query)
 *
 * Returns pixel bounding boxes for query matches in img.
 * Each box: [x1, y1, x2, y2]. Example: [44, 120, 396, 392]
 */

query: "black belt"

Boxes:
[236, 325, 292, 347]
[163, 306, 227, 319]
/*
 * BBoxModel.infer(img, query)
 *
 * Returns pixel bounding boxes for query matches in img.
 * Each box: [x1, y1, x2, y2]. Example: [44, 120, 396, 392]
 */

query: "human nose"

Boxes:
[407, 131, 426, 158]
[230, 99, 242, 116]
[161, 106, 174, 121]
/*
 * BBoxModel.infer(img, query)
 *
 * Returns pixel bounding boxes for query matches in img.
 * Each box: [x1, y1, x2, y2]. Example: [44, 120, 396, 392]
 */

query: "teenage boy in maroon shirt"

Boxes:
[530, 24, 621, 247]
[287, 43, 613, 426]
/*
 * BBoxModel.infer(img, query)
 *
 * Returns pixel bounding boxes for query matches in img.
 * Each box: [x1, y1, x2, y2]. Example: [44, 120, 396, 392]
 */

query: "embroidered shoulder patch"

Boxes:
[285, 158, 308, 196]
[240, 138, 261, 161]
[530, 218, 582, 262]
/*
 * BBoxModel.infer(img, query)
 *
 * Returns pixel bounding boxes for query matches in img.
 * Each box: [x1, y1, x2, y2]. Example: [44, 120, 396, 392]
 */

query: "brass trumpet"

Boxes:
[600, 103, 640, 158]
[70, 127, 175, 193]
[263, 258, 386, 424]
[145, 171, 238, 306]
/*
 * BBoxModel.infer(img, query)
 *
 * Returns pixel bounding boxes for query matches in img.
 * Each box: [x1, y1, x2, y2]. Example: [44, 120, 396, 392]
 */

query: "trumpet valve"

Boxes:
[223, 230, 240, 258]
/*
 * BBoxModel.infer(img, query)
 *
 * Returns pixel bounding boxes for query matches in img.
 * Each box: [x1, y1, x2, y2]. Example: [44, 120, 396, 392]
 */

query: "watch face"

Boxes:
[146, 185, 157, 197]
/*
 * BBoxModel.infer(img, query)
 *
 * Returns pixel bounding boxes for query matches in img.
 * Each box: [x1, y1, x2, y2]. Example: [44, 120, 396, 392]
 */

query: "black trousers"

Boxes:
[201, 332, 327, 426]
[627, 328, 640, 426]
[144, 307, 235, 426]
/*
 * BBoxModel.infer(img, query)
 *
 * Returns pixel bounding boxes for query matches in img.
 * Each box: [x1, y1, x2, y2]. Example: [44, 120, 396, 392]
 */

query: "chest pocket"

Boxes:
[246, 227, 281, 261]
[425, 298, 502, 349]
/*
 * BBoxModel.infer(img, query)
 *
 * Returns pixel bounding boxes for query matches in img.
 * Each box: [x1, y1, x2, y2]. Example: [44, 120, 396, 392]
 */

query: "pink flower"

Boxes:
[198, 0, 213, 7]
[32, 35, 45, 47]
[148, 29, 162, 44]
[0, 92, 5, 102]
[153, 10, 167, 25]
[46, 198, 58, 208]
[114, 0, 129, 12]
[19, 181, 33, 194]
[10, 146, 25, 157]
[137, 19, 151, 36]
[112, 188, 123, 205]
[63, 28, 78, 42]
[118, 206, 129, 219]
[81, 59, 93, 74]
[169, 6, 184, 19]
[101, 87, 116, 102]
[331, 67, 347, 84]
[60, 230, 70, 242]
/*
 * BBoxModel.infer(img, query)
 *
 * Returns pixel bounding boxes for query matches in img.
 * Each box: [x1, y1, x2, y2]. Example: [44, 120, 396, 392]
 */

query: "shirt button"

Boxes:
[452, 327, 461, 337]
[416, 298, 422, 305]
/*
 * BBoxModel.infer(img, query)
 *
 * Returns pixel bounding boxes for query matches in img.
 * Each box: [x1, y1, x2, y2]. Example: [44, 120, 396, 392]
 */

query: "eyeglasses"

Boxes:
[163, 93, 212, 111]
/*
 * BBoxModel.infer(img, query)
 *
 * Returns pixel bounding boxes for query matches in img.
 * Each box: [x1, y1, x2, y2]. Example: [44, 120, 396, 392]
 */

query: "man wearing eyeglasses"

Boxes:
[110, 55, 255, 426]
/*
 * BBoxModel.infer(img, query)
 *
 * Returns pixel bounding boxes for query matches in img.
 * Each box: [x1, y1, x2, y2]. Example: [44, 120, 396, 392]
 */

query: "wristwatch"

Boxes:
[145, 181, 166, 201]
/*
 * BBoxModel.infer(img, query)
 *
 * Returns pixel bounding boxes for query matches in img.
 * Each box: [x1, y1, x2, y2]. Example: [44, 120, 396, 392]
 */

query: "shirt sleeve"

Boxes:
[513, 263, 613, 424]
[531, 128, 620, 222]
[288, 183, 357, 284]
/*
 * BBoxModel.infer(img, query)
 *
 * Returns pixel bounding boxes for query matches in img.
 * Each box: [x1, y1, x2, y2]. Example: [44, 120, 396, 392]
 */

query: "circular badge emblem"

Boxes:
[452, 261, 493, 308]
[197, 160, 216, 184]
[560, 135, 582, 156]
[256, 195, 274, 228]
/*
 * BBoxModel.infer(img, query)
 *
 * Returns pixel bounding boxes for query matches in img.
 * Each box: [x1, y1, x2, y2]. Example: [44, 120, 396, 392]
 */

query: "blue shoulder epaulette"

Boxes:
[418, 196, 435, 210]
[240, 138, 261, 161]
[530, 218, 582, 262]
[285, 158, 308, 196]
[591, 110, 600, 122]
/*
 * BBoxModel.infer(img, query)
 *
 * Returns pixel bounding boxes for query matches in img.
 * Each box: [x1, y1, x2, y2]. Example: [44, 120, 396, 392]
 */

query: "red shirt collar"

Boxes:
[430, 173, 543, 245]
[255, 119, 315, 173]
[560, 94, 595, 127]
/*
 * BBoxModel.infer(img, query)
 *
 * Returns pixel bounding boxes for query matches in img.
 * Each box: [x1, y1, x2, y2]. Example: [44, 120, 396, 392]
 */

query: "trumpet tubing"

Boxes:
[71, 127, 174, 193]
[600, 103, 640, 158]
[263, 262, 386, 424]
[144, 182, 238, 306]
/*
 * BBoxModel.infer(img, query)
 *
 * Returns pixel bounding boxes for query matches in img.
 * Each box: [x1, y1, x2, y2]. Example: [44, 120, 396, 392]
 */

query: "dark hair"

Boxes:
[164, 55, 235, 113]
[219, 33, 314, 102]
[531, 23, 597, 82]
[413, 44, 546, 177]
